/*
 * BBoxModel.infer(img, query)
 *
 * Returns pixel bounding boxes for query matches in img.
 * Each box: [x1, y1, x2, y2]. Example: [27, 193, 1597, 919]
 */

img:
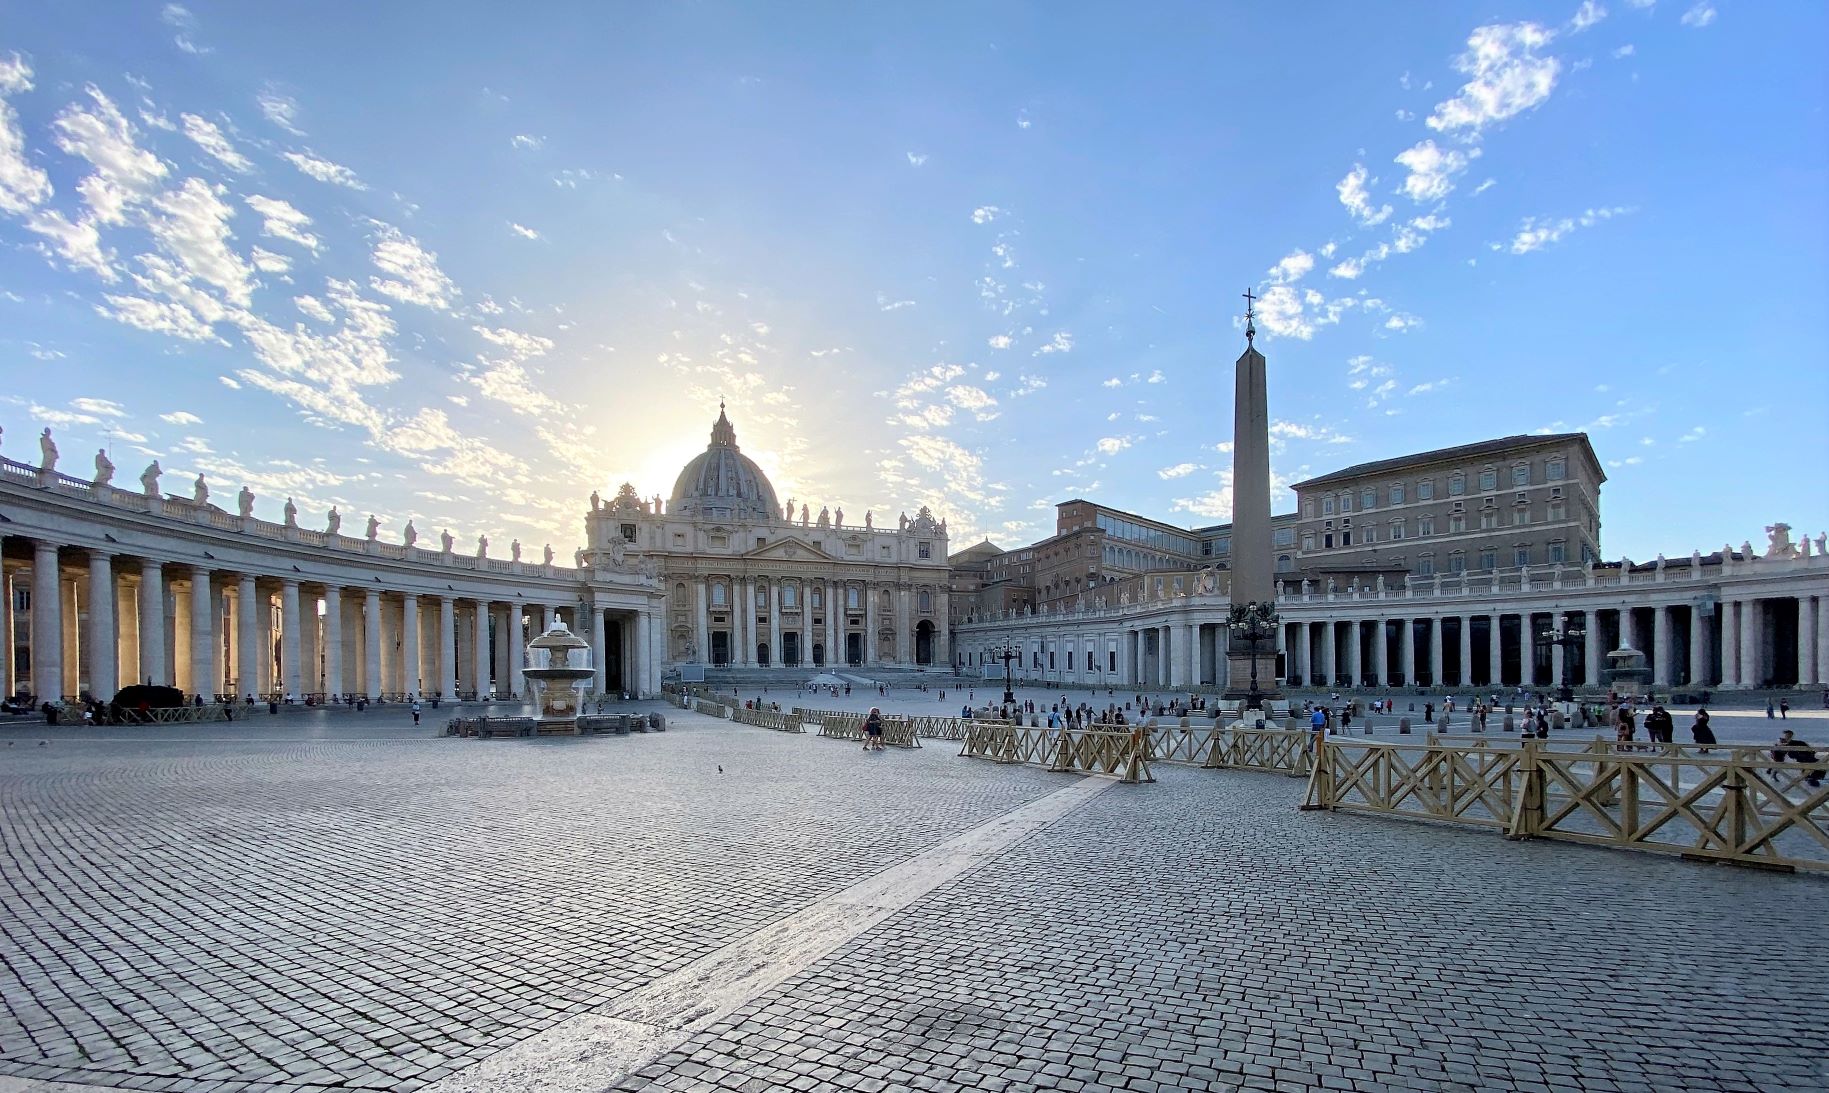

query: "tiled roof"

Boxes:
[1291, 433, 1596, 489]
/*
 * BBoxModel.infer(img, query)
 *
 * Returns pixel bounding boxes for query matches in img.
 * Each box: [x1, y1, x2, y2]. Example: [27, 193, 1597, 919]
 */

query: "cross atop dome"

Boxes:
[709, 401, 738, 449]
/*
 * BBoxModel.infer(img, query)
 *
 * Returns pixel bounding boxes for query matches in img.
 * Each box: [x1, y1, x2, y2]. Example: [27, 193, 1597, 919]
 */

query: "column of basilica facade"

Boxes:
[1, 445, 664, 705]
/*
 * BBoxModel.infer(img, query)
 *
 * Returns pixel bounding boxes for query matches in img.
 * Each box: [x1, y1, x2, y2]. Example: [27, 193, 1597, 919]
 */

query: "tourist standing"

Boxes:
[410, 698, 422, 726]
[1645, 705, 1673, 744]
[1690, 708, 1716, 753]
[863, 706, 884, 751]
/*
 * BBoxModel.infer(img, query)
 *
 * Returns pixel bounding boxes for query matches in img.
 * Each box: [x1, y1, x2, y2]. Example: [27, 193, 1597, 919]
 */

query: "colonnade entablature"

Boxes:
[2, 453, 664, 706]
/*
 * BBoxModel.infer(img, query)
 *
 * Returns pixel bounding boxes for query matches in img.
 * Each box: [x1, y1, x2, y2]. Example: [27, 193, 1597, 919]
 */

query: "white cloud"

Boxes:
[1034, 331, 1073, 355]
[1254, 285, 1354, 341]
[160, 410, 202, 424]
[96, 293, 218, 341]
[162, 4, 209, 54]
[1171, 480, 1234, 520]
[987, 334, 1012, 350]
[1680, 2, 1715, 27]
[1426, 22, 1562, 138]
[1507, 206, 1631, 254]
[971, 205, 1001, 224]
[1157, 462, 1200, 479]
[217, 374, 240, 388]
[258, 89, 304, 135]
[1570, 1, 1607, 32]
[293, 294, 334, 322]
[1101, 377, 1122, 388]
[1336, 164, 1392, 226]
[1395, 140, 1476, 203]
[71, 396, 126, 417]
[1267, 249, 1315, 284]
[144, 177, 255, 307]
[0, 55, 55, 217]
[944, 384, 1000, 421]
[52, 86, 168, 225]
[250, 247, 290, 273]
[368, 224, 458, 310]
[180, 113, 251, 171]
[1095, 436, 1131, 455]
[877, 293, 916, 312]
[906, 151, 928, 167]
[1385, 313, 1422, 332]
[1678, 425, 1705, 443]
[1612, 44, 1636, 58]
[508, 221, 541, 240]
[244, 195, 319, 251]
[510, 134, 543, 151]
[1016, 110, 1032, 130]
[1146, 370, 1165, 384]
[1013, 374, 1046, 396]
[284, 150, 365, 190]
[26, 209, 116, 280]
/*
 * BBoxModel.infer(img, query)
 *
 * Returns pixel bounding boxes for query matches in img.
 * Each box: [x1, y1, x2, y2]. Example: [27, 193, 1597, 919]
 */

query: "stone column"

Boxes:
[82, 551, 116, 701]
[1458, 616, 1474, 687]
[590, 604, 607, 694]
[1318, 621, 1336, 687]
[543, 604, 557, 633]
[1398, 618, 1415, 688]
[138, 559, 167, 686]
[190, 567, 215, 699]
[438, 596, 457, 700]
[1425, 616, 1442, 688]
[237, 575, 261, 700]
[865, 585, 878, 666]
[769, 583, 783, 667]
[59, 571, 78, 699]
[1288, 623, 1306, 685]
[1621, 606, 1640, 652]
[694, 581, 709, 663]
[298, 591, 318, 694]
[1688, 603, 1709, 688]
[1489, 614, 1506, 689]
[257, 593, 276, 696]
[1583, 615, 1602, 689]
[1816, 596, 1829, 692]
[322, 586, 343, 698]
[362, 589, 382, 700]
[1738, 598, 1759, 688]
[1550, 614, 1565, 691]
[1342, 620, 1360, 687]
[280, 579, 302, 699]
[400, 594, 421, 697]
[1801, 597, 1819, 688]
[473, 600, 492, 698]
[1652, 604, 1673, 687]
[897, 586, 913, 666]
[508, 602, 526, 697]
[1370, 619, 1388, 687]
[633, 610, 651, 697]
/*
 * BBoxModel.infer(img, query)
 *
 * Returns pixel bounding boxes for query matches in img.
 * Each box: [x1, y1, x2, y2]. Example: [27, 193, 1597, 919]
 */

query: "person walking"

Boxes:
[1772, 730, 1824, 788]
[1615, 705, 1636, 743]
[410, 697, 422, 726]
[1766, 698, 1776, 719]
[1644, 704, 1673, 745]
[863, 706, 885, 752]
[1778, 698, 1789, 720]
[1690, 707, 1716, 753]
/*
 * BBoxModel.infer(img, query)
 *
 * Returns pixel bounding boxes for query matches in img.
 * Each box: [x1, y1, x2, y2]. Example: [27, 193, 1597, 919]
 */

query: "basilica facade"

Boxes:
[580, 407, 951, 672]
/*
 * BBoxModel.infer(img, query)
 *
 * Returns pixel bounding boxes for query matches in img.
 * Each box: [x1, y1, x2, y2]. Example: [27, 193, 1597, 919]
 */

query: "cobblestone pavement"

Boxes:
[619, 764, 1829, 1093]
[0, 709, 1060, 1092]
[5, 711, 1827, 1093]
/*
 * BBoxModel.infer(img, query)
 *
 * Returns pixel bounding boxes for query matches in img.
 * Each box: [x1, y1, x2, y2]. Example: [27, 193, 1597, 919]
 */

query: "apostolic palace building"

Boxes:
[2, 393, 1825, 706]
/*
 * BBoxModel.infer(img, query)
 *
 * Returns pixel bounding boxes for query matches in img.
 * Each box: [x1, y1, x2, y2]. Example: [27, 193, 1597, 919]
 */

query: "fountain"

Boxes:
[524, 621, 594, 734]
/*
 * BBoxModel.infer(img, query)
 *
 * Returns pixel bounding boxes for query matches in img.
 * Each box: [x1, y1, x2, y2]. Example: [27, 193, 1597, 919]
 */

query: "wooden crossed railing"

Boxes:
[141, 704, 232, 724]
[1304, 737, 1829, 873]
[816, 713, 921, 748]
[728, 707, 801, 732]
[692, 699, 730, 718]
[1132, 722, 1313, 776]
[959, 724, 1153, 784]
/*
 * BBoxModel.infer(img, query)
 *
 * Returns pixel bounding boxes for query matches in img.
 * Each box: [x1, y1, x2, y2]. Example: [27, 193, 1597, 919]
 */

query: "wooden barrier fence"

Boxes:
[817, 713, 921, 747]
[729, 707, 800, 732]
[959, 724, 1153, 783]
[693, 699, 730, 719]
[1304, 736, 1829, 873]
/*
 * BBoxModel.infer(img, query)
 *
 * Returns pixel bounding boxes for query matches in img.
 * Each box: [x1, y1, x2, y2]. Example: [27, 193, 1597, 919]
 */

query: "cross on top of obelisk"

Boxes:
[1242, 287, 1257, 343]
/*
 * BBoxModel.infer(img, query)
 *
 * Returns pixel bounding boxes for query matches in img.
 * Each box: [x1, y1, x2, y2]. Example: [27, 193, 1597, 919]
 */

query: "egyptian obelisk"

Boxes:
[1225, 290, 1279, 697]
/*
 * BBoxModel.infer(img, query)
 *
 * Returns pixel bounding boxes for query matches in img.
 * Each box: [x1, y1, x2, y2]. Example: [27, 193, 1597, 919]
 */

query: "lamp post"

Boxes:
[996, 641, 1019, 705]
[1534, 615, 1587, 704]
[1227, 601, 1280, 711]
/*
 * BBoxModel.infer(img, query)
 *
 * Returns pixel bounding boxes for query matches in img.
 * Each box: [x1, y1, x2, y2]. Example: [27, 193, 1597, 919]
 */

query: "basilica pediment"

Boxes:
[742, 535, 834, 562]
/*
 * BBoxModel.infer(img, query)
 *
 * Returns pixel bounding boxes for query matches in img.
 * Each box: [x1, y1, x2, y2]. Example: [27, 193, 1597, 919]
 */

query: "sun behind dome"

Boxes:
[668, 403, 781, 523]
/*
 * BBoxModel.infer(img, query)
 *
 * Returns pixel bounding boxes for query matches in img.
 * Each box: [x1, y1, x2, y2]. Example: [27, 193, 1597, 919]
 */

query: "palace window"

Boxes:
[1480, 548, 1498, 570]
[1389, 482, 1406, 504]
[1449, 551, 1466, 573]
[1302, 499, 1314, 518]
[1302, 534, 1316, 551]
[1549, 541, 1567, 564]
[1515, 546, 1531, 567]
[1479, 469, 1497, 491]
[1322, 496, 1335, 515]
[1418, 556, 1435, 576]
[1548, 501, 1566, 521]
[1274, 527, 1295, 546]
[1513, 464, 1530, 486]
[1340, 495, 1352, 513]
[1419, 516, 1435, 536]
[1448, 474, 1466, 496]
[1480, 511, 1497, 529]
[1390, 518, 1405, 540]
[1449, 515, 1466, 533]
[1323, 533, 1334, 549]
[1276, 554, 1293, 572]
[1513, 510, 1529, 526]
[1417, 481, 1435, 500]
[1547, 459, 1565, 481]
[1360, 487, 1376, 510]
[918, 541, 931, 559]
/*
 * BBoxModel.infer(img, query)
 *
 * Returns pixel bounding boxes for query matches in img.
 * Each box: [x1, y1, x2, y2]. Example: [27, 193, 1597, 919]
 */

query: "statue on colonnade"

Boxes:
[326, 507, 341, 535]
[92, 448, 114, 487]
[39, 428, 57, 472]
[238, 486, 255, 518]
[283, 497, 297, 527]
[193, 474, 208, 505]
[140, 461, 161, 497]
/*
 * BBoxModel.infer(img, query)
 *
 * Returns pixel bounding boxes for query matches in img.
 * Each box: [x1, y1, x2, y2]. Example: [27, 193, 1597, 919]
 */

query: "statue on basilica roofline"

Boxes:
[543, 544, 555, 566]
[865, 511, 873, 529]
[92, 448, 115, 488]
[835, 507, 843, 526]
[326, 507, 341, 535]
[511, 539, 522, 562]
[193, 473, 208, 505]
[800, 503, 810, 525]
[817, 506, 830, 528]
[590, 490, 600, 511]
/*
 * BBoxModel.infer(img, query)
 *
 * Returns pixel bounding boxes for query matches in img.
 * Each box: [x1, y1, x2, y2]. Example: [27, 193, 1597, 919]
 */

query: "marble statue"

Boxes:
[366, 514, 380, 540]
[439, 528, 453, 553]
[835, 507, 844, 526]
[477, 534, 488, 558]
[326, 507, 341, 535]
[543, 544, 554, 566]
[899, 512, 907, 531]
[39, 428, 57, 472]
[865, 511, 873, 529]
[511, 539, 522, 562]
[590, 490, 600, 511]
[609, 538, 627, 566]
[1814, 533, 1826, 555]
[92, 448, 114, 487]
[140, 460, 161, 497]
[237, 486, 254, 519]
[1300, 579, 1312, 595]
[193, 474, 208, 505]
[283, 497, 297, 527]
[817, 506, 830, 528]
[800, 504, 810, 525]
[1741, 540, 1754, 561]
[404, 521, 418, 548]
[784, 498, 794, 521]
[1765, 523, 1797, 558]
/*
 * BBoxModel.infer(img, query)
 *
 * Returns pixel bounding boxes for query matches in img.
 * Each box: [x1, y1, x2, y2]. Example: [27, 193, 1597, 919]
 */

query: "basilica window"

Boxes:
[783, 585, 798, 607]
[880, 545, 892, 560]
[711, 583, 727, 607]
[881, 590, 892, 611]
[918, 541, 931, 559]
[710, 534, 728, 549]
[846, 587, 860, 610]
[918, 590, 932, 612]
[620, 524, 636, 542]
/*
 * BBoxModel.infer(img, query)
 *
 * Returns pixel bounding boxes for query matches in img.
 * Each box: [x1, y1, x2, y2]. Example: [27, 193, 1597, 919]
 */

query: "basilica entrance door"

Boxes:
[782, 633, 800, 666]
[846, 633, 863, 666]
[757, 642, 770, 667]
[710, 631, 730, 665]
[812, 643, 824, 667]
[915, 621, 934, 666]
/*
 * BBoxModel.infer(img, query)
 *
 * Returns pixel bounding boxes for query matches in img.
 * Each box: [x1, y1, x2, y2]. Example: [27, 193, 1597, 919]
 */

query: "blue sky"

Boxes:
[1, 1, 1823, 560]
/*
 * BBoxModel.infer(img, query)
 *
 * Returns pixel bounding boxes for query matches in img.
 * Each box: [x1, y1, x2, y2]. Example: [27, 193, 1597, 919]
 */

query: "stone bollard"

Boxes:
[1504, 714, 1515, 732]
[1399, 717, 1412, 735]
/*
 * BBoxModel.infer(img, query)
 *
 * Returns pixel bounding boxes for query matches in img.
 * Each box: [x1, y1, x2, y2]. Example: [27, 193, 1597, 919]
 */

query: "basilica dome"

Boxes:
[668, 405, 781, 523]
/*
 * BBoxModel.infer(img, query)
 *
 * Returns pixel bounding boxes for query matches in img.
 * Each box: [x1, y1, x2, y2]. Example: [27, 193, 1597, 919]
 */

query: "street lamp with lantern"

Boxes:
[995, 641, 1019, 705]
[1227, 601, 1280, 711]
[1535, 615, 1587, 704]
